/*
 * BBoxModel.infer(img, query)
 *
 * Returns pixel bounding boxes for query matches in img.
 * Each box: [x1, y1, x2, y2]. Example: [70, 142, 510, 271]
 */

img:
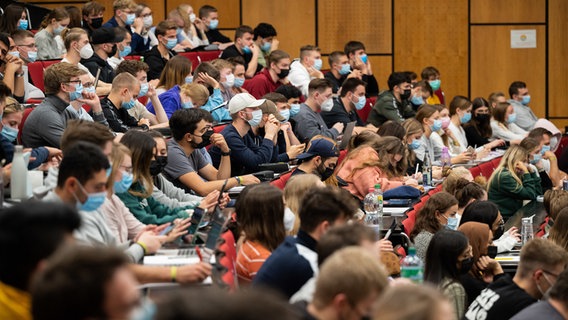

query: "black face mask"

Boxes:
[493, 223, 504, 240]
[459, 257, 474, 275]
[400, 89, 411, 100]
[487, 245, 498, 259]
[109, 44, 117, 57]
[316, 161, 334, 181]
[90, 17, 103, 29]
[475, 114, 491, 123]
[277, 68, 289, 79]
[192, 129, 214, 149]
[207, 86, 214, 96]
[149, 156, 168, 176]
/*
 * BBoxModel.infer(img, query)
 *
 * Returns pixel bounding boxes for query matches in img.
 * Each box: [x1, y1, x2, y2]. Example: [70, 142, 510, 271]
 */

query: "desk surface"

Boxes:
[504, 200, 547, 234]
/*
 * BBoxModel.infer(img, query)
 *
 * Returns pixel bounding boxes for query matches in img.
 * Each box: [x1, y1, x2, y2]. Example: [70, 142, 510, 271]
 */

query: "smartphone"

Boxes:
[187, 207, 206, 236]
[159, 224, 175, 236]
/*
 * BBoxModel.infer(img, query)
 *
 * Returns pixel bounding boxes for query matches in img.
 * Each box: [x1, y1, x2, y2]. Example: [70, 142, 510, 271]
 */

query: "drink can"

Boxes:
[563, 180, 568, 191]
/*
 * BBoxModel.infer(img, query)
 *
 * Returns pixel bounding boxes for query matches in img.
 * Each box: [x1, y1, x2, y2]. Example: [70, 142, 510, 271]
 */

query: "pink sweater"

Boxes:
[101, 194, 145, 243]
[336, 146, 404, 199]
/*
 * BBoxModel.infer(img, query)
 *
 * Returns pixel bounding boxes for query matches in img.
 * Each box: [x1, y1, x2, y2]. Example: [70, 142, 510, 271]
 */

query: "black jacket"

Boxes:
[81, 53, 115, 84]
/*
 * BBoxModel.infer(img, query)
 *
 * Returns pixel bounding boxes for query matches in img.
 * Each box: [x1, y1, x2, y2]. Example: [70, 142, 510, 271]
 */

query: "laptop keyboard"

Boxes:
[178, 248, 196, 256]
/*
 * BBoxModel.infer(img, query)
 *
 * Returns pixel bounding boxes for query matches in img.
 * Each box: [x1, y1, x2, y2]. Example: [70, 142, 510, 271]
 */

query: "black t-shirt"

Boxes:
[464, 274, 537, 320]
[323, 71, 346, 94]
[220, 44, 262, 75]
[205, 29, 231, 43]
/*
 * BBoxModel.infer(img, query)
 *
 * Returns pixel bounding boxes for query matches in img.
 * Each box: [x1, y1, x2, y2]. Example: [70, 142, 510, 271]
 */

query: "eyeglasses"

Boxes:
[542, 269, 560, 278]
[66, 80, 82, 84]
[18, 44, 36, 48]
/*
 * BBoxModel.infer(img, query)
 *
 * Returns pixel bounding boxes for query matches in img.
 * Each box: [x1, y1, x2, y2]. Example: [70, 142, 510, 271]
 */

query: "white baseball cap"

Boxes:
[228, 93, 265, 114]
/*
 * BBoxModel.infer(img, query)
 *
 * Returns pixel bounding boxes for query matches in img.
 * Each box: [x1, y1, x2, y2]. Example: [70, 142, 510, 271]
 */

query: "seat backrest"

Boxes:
[479, 161, 495, 178]
[337, 149, 348, 167]
[218, 231, 238, 292]
[124, 55, 142, 61]
[197, 50, 223, 63]
[491, 157, 502, 169]
[555, 135, 568, 158]
[469, 165, 482, 178]
[402, 209, 416, 235]
[27, 61, 45, 92]
[357, 97, 376, 123]
[18, 107, 35, 144]
[177, 52, 200, 68]
[270, 171, 293, 190]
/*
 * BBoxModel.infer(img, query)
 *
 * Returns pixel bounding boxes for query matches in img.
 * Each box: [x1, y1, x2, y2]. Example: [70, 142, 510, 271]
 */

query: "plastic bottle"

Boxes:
[422, 153, 432, 187]
[401, 247, 424, 284]
[374, 183, 383, 218]
[441, 146, 452, 172]
[11, 145, 31, 200]
[364, 187, 380, 238]
[521, 217, 534, 245]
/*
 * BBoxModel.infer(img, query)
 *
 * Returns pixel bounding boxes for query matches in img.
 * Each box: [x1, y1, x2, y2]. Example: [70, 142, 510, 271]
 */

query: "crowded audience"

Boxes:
[0, 1, 567, 319]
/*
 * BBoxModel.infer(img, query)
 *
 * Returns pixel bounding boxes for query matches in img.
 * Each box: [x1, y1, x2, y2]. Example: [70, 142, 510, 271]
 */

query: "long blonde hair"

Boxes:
[107, 142, 131, 193]
[283, 174, 324, 235]
[487, 145, 529, 191]
[549, 208, 568, 251]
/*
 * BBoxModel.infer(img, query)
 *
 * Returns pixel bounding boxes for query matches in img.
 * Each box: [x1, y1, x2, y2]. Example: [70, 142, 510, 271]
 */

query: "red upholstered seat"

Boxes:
[123, 55, 142, 61]
[469, 165, 482, 178]
[177, 52, 199, 67]
[337, 149, 348, 167]
[479, 161, 495, 178]
[18, 107, 35, 144]
[27, 59, 61, 92]
[218, 231, 238, 292]
[402, 209, 416, 235]
[357, 97, 376, 123]
[270, 171, 293, 190]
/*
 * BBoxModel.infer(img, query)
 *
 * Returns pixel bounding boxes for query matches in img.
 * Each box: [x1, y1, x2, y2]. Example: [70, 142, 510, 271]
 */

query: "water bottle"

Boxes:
[374, 183, 383, 217]
[11, 146, 31, 201]
[364, 187, 380, 238]
[441, 146, 451, 172]
[521, 217, 534, 245]
[422, 153, 432, 187]
[401, 247, 424, 283]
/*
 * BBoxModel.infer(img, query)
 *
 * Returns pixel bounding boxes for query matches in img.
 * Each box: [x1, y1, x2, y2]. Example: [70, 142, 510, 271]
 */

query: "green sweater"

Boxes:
[488, 168, 542, 218]
[116, 182, 197, 225]
[367, 90, 415, 127]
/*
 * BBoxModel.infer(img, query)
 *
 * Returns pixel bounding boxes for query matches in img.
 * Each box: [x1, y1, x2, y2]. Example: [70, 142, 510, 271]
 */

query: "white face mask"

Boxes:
[189, 13, 196, 23]
[223, 73, 235, 87]
[142, 15, 153, 28]
[321, 97, 334, 112]
[283, 207, 296, 233]
[78, 43, 94, 59]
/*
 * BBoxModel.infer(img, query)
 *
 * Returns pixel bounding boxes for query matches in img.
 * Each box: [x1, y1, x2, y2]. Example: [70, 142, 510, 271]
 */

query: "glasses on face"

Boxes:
[542, 269, 560, 278]
[67, 80, 82, 85]
[18, 43, 36, 48]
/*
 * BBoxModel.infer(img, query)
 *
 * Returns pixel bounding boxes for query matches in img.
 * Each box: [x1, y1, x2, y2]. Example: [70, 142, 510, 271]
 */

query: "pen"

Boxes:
[195, 246, 203, 262]
[383, 229, 392, 240]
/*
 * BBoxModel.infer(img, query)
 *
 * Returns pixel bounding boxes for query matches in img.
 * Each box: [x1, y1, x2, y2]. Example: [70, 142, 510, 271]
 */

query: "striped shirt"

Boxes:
[236, 240, 271, 283]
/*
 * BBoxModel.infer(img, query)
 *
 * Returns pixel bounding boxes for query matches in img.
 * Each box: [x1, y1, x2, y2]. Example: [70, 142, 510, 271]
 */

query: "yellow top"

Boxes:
[427, 95, 441, 105]
[0, 281, 32, 320]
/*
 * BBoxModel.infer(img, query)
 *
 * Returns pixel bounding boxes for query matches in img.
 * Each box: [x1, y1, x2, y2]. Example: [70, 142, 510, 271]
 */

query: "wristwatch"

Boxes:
[15, 71, 25, 78]
[221, 149, 231, 156]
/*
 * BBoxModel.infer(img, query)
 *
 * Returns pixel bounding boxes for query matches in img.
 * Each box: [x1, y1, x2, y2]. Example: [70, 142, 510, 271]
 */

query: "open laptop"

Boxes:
[143, 182, 230, 266]
[338, 121, 356, 150]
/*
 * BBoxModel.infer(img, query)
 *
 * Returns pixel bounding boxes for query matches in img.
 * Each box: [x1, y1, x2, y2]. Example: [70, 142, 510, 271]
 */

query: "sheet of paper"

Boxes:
[511, 29, 537, 48]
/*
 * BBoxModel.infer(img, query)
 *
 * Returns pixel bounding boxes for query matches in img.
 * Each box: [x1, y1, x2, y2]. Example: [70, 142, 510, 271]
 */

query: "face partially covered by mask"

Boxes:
[316, 157, 335, 181]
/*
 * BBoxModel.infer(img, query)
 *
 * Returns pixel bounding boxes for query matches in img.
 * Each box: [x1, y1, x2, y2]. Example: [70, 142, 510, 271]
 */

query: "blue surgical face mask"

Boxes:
[360, 54, 368, 64]
[353, 95, 366, 110]
[339, 63, 351, 75]
[507, 113, 517, 124]
[114, 171, 133, 194]
[8, 51, 19, 59]
[430, 119, 442, 132]
[541, 145, 551, 155]
[185, 76, 193, 84]
[242, 45, 252, 54]
[119, 45, 132, 57]
[290, 103, 301, 117]
[54, 23, 65, 35]
[280, 109, 290, 121]
[460, 112, 472, 124]
[165, 38, 177, 50]
[69, 83, 83, 101]
[411, 95, 424, 106]
[125, 13, 136, 25]
[313, 58, 323, 71]
[261, 41, 271, 52]
[18, 19, 29, 30]
[209, 19, 219, 30]
[247, 109, 263, 127]
[531, 153, 542, 165]
[74, 183, 106, 211]
[409, 138, 421, 150]
[121, 91, 136, 110]
[445, 215, 458, 230]
[138, 82, 149, 97]
[27, 51, 38, 62]
[176, 27, 182, 35]
[1, 126, 18, 142]
[233, 77, 245, 88]
[85, 86, 96, 94]
[522, 95, 531, 105]
[182, 101, 193, 109]
[429, 79, 441, 91]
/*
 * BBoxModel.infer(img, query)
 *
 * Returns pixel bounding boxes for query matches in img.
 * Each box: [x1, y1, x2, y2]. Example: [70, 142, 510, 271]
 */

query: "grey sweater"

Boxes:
[294, 103, 340, 143]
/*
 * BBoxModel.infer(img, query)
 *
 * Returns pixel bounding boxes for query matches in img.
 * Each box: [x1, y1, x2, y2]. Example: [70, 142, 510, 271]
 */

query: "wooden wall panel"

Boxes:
[470, 26, 546, 117]
[394, 0, 468, 103]
[242, 0, 316, 60]
[317, 0, 391, 54]
[548, 0, 568, 118]
[165, 0, 240, 29]
[470, 0, 546, 24]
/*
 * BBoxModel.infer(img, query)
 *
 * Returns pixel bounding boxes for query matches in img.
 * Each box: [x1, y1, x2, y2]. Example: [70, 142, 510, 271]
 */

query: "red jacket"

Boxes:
[243, 68, 281, 99]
